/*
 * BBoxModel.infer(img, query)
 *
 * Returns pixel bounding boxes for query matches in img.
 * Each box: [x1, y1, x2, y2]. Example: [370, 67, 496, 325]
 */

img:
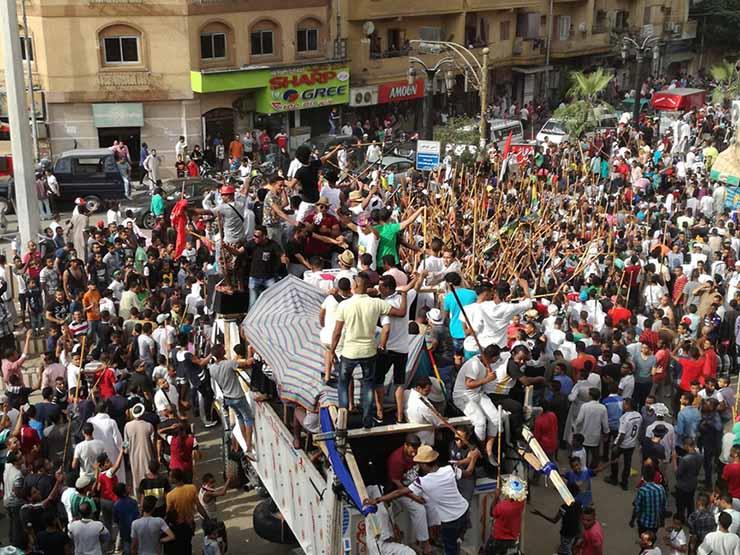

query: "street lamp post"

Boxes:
[408, 41, 491, 149]
[622, 35, 658, 125]
[408, 57, 454, 141]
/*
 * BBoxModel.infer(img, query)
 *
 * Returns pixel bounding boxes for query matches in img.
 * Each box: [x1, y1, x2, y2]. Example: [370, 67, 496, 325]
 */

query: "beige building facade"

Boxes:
[0, 0, 697, 174]
[0, 0, 338, 174]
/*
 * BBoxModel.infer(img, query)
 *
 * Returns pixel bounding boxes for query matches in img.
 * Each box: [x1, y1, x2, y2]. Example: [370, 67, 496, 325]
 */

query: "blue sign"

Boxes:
[416, 139, 441, 171]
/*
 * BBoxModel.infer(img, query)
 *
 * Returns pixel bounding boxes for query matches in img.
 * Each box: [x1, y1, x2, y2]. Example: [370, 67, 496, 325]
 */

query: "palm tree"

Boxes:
[710, 60, 740, 106]
[567, 68, 614, 103]
[554, 69, 614, 158]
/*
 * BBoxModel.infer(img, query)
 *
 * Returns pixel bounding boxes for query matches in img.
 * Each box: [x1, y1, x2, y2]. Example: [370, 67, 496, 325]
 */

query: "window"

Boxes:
[500, 21, 510, 41]
[251, 30, 273, 55]
[558, 15, 571, 40]
[201, 32, 226, 59]
[615, 10, 629, 30]
[19, 37, 33, 61]
[72, 157, 105, 177]
[297, 28, 318, 52]
[103, 36, 139, 64]
[419, 26, 441, 42]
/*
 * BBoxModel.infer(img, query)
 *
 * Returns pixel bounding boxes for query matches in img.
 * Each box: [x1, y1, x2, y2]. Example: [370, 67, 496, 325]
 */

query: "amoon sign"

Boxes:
[377, 78, 425, 104]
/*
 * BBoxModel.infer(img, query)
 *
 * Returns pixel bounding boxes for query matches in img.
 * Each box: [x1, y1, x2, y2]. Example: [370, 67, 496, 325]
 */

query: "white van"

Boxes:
[490, 119, 525, 143]
[536, 113, 618, 145]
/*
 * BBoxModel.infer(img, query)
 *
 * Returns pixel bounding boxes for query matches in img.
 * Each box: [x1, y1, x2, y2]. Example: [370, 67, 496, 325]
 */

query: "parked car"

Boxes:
[120, 176, 220, 229]
[52, 149, 124, 212]
[359, 155, 415, 184]
[536, 113, 619, 145]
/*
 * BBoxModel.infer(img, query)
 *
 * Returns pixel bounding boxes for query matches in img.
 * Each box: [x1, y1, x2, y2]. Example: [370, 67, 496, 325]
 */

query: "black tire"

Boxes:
[142, 211, 157, 230]
[252, 499, 298, 545]
[83, 195, 103, 213]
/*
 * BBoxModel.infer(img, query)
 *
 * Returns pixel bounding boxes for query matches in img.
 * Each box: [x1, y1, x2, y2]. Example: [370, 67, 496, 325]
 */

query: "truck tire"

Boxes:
[252, 499, 298, 545]
[142, 211, 157, 229]
[83, 195, 103, 213]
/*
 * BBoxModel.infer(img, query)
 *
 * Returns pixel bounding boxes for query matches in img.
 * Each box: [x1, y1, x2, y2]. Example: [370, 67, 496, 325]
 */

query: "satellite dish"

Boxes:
[362, 21, 375, 36]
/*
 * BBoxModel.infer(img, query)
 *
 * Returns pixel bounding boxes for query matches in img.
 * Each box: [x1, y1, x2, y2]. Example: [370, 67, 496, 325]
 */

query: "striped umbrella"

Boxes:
[243, 275, 425, 410]
[242, 275, 326, 410]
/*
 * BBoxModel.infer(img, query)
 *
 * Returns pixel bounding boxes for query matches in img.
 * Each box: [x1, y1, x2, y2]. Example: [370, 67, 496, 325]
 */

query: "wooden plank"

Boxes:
[521, 426, 575, 505]
[345, 448, 381, 540]
[346, 416, 471, 439]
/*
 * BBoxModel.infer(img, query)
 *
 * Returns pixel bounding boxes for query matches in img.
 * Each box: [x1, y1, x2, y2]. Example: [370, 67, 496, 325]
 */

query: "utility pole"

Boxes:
[479, 47, 490, 151]
[20, 0, 39, 162]
[0, 0, 41, 248]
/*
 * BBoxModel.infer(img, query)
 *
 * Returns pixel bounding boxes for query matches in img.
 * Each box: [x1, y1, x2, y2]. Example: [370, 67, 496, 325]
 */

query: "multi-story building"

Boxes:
[0, 0, 344, 170]
[0, 0, 697, 172]
[342, 0, 696, 119]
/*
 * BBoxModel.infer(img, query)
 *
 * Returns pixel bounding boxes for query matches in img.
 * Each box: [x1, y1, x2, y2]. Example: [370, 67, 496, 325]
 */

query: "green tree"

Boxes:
[710, 60, 740, 105]
[554, 69, 614, 141]
[692, 0, 740, 52]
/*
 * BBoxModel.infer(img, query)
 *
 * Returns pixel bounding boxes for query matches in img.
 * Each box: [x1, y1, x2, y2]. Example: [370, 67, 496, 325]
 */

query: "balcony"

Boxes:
[512, 37, 545, 59]
[465, 0, 541, 10]
[550, 33, 611, 58]
[97, 71, 153, 89]
[347, 0, 464, 21]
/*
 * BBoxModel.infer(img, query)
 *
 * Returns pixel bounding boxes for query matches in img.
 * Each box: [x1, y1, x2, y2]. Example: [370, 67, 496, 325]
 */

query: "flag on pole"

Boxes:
[502, 130, 513, 159]
[170, 199, 189, 259]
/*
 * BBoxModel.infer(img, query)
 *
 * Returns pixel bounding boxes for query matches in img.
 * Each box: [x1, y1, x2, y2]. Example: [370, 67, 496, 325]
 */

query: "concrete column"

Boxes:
[0, 0, 40, 249]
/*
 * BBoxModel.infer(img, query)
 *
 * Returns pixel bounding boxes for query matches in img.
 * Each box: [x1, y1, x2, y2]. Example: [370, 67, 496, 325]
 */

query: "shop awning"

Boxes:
[711, 169, 740, 186]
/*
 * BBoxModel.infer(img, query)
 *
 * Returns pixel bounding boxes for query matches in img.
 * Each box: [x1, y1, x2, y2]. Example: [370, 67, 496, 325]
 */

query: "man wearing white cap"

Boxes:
[152, 313, 176, 358]
[124, 403, 155, 497]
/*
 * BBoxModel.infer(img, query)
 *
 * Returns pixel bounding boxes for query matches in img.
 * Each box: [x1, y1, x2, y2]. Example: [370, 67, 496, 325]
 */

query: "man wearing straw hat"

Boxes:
[365, 444, 480, 554]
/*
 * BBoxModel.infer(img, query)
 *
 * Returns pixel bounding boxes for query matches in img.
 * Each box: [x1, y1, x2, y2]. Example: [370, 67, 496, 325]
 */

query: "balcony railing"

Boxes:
[97, 71, 152, 89]
[370, 46, 412, 60]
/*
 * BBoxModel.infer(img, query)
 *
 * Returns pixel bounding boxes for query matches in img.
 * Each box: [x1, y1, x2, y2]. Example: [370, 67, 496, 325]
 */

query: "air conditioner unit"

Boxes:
[349, 86, 378, 107]
[578, 22, 587, 33]
[513, 38, 523, 55]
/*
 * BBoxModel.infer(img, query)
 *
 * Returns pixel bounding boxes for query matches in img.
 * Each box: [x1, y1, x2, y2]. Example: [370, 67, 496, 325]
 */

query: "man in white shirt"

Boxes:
[618, 363, 636, 399]
[365, 142, 382, 165]
[152, 314, 176, 359]
[464, 279, 534, 349]
[376, 274, 418, 423]
[699, 511, 740, 555]
[452, 344, 502, 462]
[72, 422, 106, 479]
[714, 493, 740, 534]
[405, 378, 443, 445]
[607, 398, 642, 489]
[154, 377, 179, 420]
[87, 403, 124, 482]
[574, 387, 609, 466]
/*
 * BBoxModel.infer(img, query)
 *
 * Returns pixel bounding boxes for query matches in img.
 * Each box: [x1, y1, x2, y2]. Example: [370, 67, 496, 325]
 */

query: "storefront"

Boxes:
[348, 78, 426, 132]
[92, 102, 143, 168]
[191, 62, 350, 146]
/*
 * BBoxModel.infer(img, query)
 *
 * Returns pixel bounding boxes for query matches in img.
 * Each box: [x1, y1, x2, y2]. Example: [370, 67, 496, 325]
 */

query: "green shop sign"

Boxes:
[255, 64, 350, 114]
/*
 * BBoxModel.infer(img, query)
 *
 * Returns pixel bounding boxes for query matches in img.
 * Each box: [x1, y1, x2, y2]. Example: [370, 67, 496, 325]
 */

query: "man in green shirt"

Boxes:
[374, 206, 425, 264]
[150, 187, 165, 218]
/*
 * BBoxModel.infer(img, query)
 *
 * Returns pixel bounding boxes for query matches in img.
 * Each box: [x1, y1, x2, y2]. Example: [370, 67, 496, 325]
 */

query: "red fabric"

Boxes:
[502, 131, 513, 160]
[703, 349, 718, 381]
[95, 368, 117, 399]
[679, 357, 705, 392]
[98, 470, 119, 502]
[723, 463, 740, 498]
[571, 354, 597, 375]
[386, 446, 415, 487]
[653, 349, 670, 384]
[491, 499, 525, 540]
[170, 199, 189, 260]
[20, 425, 40, 455]
[624, 265, 641, 287]
[187, 161, 198, 177]
[608, 306, 632, 327]
[533, 411, 558, 455]
[639, 330, 659, 350]
[170, 434, 195, 473]
[580, 521, 605, 555]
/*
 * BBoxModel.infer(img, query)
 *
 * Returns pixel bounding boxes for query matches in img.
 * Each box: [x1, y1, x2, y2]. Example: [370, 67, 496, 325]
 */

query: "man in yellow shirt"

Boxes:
[326, 273, 408, 428]
[703, 140, 719, 169]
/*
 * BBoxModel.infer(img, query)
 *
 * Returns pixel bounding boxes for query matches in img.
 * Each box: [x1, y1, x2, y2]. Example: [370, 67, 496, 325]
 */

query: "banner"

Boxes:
[256, 64, 349, 114]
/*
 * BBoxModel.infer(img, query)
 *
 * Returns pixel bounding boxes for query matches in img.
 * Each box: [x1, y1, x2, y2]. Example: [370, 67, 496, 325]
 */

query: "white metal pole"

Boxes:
[20, 0, 39, 162]
[0, 0, 40, 248]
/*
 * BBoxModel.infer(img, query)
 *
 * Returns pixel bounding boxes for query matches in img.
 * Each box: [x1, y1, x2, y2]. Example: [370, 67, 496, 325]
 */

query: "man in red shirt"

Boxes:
[91, 353, 117, 399]
[385, 434, 430, 552]
[607, 296, 631, 327]
[168, 422, 198, 484]
[534, 401, 558, 460]
[722, 446, 740, 502]
[679, 347, 706, 393]
[672, 266, 688, 306]
[577, 506, 604, 555]
[571, 343, 597, 376]
[490, 488, 525, 552]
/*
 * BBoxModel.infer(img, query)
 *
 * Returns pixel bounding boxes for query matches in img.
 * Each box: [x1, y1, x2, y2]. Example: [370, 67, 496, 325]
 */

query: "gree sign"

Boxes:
[256, 64, 350, 114]
[377, 78, 425, 104]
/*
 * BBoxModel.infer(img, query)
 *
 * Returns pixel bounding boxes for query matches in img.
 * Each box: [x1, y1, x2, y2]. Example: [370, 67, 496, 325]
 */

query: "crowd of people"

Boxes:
[3, 67, 740, 555]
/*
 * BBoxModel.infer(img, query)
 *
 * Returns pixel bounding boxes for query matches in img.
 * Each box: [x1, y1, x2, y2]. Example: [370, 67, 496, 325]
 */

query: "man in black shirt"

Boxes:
[45, 290, 70, 328]
[290, 144, 342, 222]
[246, 225, 285, 307]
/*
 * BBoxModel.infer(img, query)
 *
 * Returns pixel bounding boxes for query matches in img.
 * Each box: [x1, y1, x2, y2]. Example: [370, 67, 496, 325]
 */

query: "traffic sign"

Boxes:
[416, 140, 441, 171]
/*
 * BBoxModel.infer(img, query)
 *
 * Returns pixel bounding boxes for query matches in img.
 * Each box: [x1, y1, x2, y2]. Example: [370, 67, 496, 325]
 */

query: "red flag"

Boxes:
[502, 130, 513, 160]
[170, 199, 189, 259]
